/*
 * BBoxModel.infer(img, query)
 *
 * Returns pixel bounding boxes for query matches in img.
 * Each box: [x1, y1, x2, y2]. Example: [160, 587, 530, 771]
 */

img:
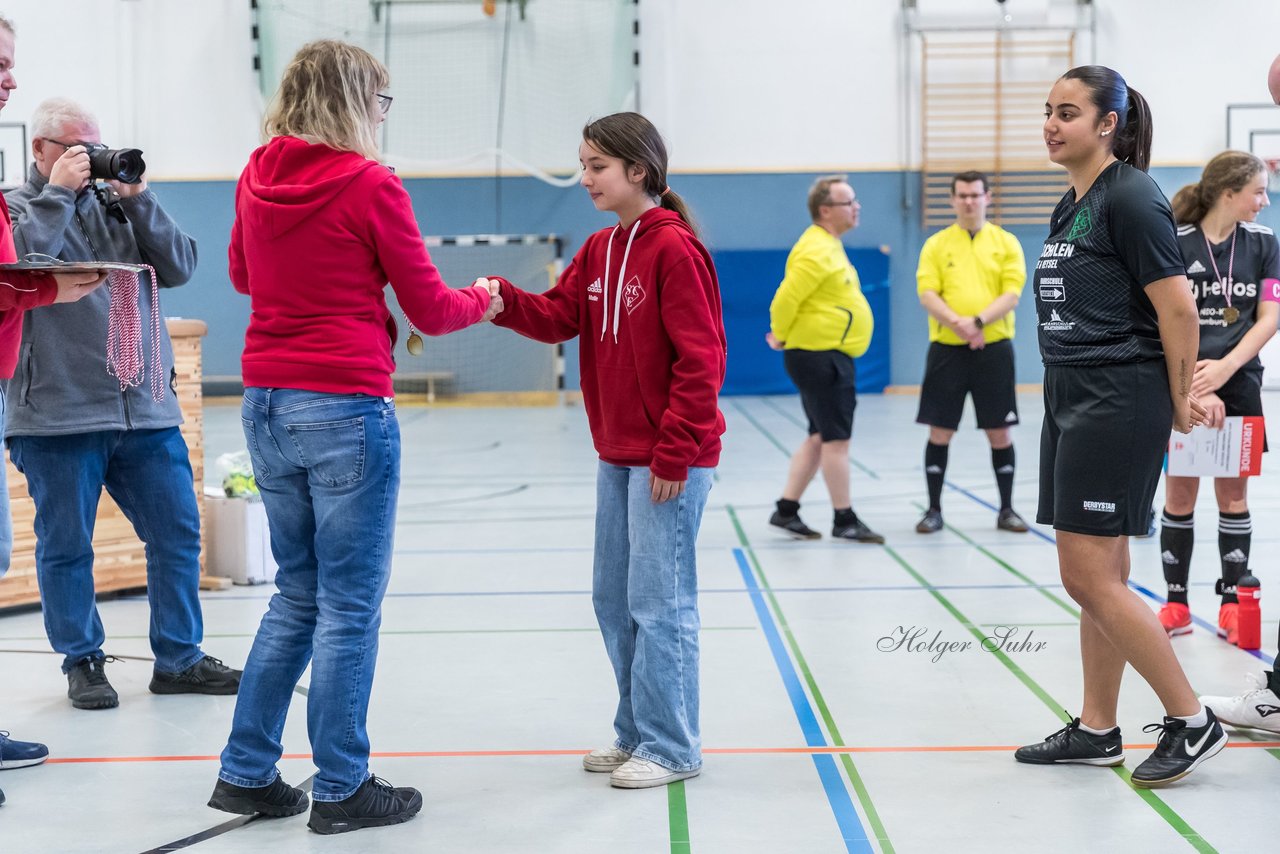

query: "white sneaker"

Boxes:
[608, 757, 700, 789]
[1200, 673, 1280, 734]
[582, 746, 631, 773]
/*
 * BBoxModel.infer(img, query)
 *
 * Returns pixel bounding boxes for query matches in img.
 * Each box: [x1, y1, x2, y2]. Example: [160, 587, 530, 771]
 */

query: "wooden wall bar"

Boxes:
[0, 318, 209, 610]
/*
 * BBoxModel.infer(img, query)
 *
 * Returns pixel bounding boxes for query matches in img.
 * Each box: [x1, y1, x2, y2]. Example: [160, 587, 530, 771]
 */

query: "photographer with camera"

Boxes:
[4, 96, 240, 712]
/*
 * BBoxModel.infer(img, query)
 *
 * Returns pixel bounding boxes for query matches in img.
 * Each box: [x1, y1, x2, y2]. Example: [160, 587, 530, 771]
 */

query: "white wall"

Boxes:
[0, 0, 1276, 179]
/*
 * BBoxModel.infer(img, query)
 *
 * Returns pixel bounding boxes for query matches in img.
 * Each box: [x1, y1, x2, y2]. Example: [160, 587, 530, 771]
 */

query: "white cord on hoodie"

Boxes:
[599, 220, 642, 343]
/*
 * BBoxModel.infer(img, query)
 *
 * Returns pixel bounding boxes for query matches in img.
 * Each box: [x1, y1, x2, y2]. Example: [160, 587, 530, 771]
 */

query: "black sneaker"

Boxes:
[1014, 717, 1124, 766]
[0, 784, 5, 806]
[832, 518, 885, 544]
[1130, 709, 1228, 788]
[769, 511, 821, 540]
[308, 775, 423, 835]
[150, 656, 242, 695]
[916, 508, 943, 534]
[67, 656, 120, 710]
[997, 508, 1029, 533]
[208, 774, 308, 817]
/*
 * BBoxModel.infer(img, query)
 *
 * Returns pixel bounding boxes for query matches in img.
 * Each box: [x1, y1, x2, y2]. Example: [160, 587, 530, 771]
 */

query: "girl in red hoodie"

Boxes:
[209, 40, 494, 833]
[490, 112, 726, 789]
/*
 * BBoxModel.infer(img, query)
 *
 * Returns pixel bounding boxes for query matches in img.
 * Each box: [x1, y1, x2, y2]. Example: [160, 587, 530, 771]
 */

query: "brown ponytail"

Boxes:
[1171, 150, 1267, 225]
[582, 112, 701, 237]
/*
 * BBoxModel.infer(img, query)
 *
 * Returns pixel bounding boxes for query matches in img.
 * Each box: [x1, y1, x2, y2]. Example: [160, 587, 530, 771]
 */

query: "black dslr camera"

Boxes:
[83, 143, 146, 184]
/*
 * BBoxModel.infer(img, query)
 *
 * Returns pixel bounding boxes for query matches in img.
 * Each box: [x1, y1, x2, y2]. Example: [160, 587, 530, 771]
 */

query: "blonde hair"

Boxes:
[263, 40, 388, 160]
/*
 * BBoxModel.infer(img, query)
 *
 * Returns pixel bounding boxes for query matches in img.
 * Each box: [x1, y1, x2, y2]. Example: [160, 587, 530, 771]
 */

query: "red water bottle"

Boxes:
[1237, 572, 1261, 651]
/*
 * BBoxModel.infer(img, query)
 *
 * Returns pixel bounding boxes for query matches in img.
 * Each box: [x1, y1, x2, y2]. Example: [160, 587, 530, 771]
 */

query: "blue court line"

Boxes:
[733, 548, 874, 854]
[947, 479, 1275, 664]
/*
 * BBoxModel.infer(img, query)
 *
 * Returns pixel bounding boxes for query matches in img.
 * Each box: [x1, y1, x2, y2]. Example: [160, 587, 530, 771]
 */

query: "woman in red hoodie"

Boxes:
[209, 40, 494, 834]
[489, 112, 726, 789]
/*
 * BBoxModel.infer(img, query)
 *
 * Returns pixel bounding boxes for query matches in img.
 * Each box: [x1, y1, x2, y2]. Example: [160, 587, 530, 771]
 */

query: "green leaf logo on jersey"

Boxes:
[1066, 207, 1093, 241]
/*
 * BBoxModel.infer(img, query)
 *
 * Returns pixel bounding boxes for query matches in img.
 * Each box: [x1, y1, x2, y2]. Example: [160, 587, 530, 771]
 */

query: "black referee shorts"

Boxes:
[1216, 368, 1269, 452]
[915, 339, 1019, 431]
[783, 349, 855, 441]
[1037, 360, 1171, 537]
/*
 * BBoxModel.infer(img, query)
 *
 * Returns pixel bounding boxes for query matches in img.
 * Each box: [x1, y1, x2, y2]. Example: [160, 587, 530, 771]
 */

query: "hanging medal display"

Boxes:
[1203, 225, 1240, 325]
[404, 314, 424, 355]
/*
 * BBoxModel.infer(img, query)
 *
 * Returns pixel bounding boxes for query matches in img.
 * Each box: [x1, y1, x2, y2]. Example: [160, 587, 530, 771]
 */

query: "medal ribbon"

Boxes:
[1202, 225, 1237, 317]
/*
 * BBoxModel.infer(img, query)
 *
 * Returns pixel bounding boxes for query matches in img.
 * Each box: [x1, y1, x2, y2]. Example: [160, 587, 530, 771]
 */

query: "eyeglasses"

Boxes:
[40, 138, 82, 149]
[376, 93, 393, 115]
[823, 200, 856, 207]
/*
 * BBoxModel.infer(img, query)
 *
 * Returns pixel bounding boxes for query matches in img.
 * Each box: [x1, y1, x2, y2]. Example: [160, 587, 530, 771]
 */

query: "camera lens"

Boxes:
[86, 147, 146, 184]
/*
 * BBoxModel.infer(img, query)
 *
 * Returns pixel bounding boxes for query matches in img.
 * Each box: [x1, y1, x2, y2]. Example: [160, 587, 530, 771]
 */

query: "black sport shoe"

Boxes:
[208, 774, 308, 817]
[1014, 717, 1124, 766]
[1130, 709, 1228, 788]
[832, 518, 885, 544]
[997, 508, 1029, 533]
[150, 656, 242, 695]
[67, 656, 120, 710]
[916, 508, 943, 534]
[308, 775, 423, 835]
[769, 511, 821, 540]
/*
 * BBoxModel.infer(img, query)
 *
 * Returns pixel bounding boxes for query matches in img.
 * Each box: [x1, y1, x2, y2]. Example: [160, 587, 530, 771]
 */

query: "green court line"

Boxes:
[727, 504, 894, 854]
[911, 500, 1081, 619]
[883, 544, 1216, 853]
[729, 398, 791, 457]
[756, 396, 881, 480]
[0, 627, 758, 643]
[938, 508, 1280, 773]
[669, 780, 691, 854]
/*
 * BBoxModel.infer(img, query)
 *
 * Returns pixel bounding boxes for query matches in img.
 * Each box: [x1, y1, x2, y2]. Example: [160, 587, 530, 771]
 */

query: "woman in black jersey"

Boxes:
[1157, 152, 1278, 644]
[1014, 65, 1226, 788]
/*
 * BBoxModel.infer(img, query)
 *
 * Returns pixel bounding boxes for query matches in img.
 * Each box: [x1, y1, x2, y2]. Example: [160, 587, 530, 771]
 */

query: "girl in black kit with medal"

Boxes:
[1157, 152, 1278, 644]
[1015, 65, 1227, 788]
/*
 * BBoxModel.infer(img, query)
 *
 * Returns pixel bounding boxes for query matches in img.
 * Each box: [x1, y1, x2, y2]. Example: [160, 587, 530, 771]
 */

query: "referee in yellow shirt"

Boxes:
[766, 175, 883, 543]
[915, 171, 1029, 534]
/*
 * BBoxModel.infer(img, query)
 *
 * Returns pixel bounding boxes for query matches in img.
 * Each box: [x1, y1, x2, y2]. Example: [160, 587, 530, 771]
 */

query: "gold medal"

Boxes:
[1223, 306, 1240, 325]
[406, 332, 424, 355]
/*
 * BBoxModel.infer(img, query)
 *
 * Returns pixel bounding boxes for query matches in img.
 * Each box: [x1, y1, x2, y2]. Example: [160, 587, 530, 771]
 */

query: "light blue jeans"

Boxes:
[594, 462, 713, 772]
[218, 389, 400, 801]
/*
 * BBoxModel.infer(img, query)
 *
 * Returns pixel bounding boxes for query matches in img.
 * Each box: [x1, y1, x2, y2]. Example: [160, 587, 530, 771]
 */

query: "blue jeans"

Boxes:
[9, 427, 205, 674]
[594, 462, 713, 772]
[219, 388, 400, 801]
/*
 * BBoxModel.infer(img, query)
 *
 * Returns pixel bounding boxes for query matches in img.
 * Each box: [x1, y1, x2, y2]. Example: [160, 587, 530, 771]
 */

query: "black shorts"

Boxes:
[784, 349, 855, 441]
[916, 339, 1018, 431]
[1037, 360, 1171, 537]
[1215, 368, 1269, 452]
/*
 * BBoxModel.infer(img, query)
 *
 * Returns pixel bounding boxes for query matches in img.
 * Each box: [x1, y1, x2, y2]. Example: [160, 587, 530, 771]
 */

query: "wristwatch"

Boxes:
[973, 315, 985, 330]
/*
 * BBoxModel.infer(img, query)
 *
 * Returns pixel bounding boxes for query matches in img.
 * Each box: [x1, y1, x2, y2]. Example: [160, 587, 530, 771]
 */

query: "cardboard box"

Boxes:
[204, 491, 277, 585]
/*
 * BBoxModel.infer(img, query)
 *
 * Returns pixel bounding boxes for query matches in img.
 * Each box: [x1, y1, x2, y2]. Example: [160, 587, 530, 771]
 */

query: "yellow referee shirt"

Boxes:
[770, 225, 874, 358]
[916, 222, 1026, 345]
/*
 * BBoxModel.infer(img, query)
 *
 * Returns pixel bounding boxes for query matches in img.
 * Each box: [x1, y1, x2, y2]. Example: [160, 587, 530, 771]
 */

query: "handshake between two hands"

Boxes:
[472, 277, 504, 322]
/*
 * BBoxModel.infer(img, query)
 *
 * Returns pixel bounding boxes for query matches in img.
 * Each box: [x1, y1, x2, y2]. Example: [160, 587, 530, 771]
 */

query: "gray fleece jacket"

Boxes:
[2, 164, 198, 435]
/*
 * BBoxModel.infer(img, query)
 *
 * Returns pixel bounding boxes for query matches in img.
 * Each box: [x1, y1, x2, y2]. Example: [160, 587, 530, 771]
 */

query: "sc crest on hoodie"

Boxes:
[622, 276, 646, 313]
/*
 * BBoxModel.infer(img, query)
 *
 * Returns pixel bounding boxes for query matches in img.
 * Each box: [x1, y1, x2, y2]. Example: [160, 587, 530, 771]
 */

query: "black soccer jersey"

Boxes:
[1034, 162, 1185, 366]
[1177, 220, 1280, 368]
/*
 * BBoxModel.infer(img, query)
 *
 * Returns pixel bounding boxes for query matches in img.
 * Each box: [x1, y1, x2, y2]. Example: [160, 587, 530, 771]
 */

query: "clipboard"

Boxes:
[0, 260, 146, 275]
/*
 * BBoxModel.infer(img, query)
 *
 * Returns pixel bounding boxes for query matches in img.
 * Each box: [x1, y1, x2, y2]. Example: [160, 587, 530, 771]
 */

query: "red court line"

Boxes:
[43, 741, 1280, 764]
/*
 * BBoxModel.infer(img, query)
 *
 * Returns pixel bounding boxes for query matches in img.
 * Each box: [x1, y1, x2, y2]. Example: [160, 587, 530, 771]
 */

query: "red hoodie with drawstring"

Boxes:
[491, 207, 727, 482]
[229, 135, 488, 397]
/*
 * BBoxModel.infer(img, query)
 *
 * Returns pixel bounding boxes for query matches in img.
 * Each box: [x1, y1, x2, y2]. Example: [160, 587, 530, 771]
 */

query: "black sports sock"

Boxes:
[1269, 668, 1280, 697]
[1218, 510, 1251, 605]
[834, 507, 857, 526]
[776, 498, 801, 518]
[1160, 509, 1194, 606]
[991, 445, 1015, 511]
[924, 442, 948, 511]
